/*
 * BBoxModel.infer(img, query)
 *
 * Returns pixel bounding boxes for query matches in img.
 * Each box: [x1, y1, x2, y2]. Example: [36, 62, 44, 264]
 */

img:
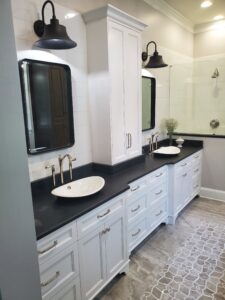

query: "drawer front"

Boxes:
[149, 166, 168, 186]
[192, 174, 201, 197]
[191, 151, 202, 167]
[149, 182, 168, 205]
[128, 216, 149, 252]
[37, 221, 77, 264]
[127, 190, 148, 224]
[150, 197, 167, 231]
[43, 276, 81, 300]
[175, 157, 191, 175]
[77, 195, 124, 239]
[128, 176, 148, 196]
[192, 162, 201, 178]
[40, 244, 79, 298]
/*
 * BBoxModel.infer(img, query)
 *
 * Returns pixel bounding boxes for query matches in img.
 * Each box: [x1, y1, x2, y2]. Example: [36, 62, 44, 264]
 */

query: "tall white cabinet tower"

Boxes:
[83, 5, 147, 165]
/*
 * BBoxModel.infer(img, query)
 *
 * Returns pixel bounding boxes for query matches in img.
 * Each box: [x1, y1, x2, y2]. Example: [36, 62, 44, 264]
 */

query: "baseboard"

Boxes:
[200, 187, 225, 202]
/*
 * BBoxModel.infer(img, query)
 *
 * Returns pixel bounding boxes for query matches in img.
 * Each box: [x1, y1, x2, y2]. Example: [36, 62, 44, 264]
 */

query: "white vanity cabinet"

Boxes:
[37, 221, 81, 300]
[168, 150, 203, 224]
[83, 5, 147, 165]
[77, 194, 128, 300]
[127, 166, 169, 253]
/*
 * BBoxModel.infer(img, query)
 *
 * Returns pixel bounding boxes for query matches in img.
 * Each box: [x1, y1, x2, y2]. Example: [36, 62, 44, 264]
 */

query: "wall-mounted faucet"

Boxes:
[58, 154, 76, 184]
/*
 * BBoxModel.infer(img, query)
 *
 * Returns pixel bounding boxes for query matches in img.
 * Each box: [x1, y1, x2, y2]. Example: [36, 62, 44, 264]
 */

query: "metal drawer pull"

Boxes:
[194, 184, 199, 189]
[131, 205, 140, 212]
[132, 228, 141, 237]
[194, 168, 199, 173]
[41, 271, 60, 287]
[155, 190, 163, 196]
[38, 240, 58, 255]
[155, 173, 163, 178]
[101, 228, 111, 235]
[97, 209, 111, 218]
[130, 185, 140, 192]
[181, 163, 187, 167]
[194, 155, 199, 159]
[155, 210, 163, 217]
[182, 173, 187, 177]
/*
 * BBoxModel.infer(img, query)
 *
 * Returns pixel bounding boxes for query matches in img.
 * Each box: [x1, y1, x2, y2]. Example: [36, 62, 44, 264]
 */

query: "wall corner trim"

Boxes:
[200, 187, 225, 202]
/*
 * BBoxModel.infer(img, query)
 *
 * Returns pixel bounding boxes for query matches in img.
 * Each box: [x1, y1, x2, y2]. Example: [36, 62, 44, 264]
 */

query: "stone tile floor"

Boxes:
[96, 198, 225, 300]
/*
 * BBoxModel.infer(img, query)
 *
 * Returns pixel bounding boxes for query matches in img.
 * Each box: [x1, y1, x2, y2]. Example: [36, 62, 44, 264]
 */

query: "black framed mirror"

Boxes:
[142, 76, 156, 131]
[19, 59, 74, 154]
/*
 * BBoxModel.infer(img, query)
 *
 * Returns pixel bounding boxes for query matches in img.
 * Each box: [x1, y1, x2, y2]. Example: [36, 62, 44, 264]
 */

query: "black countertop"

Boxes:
[32, 140, 203, 240]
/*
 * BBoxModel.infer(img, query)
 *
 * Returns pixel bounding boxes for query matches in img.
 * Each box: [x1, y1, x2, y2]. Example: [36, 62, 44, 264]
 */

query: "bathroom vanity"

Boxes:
[33, 142, 203, 300]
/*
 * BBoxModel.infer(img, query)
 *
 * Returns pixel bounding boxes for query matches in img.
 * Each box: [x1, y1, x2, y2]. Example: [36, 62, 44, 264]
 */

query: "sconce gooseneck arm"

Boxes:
[41, 0, 56, 25]
[146, 41, 157, 54]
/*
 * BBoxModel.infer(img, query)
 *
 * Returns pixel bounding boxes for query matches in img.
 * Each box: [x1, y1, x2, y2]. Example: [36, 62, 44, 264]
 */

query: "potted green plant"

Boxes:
[165, 118, 178, 146]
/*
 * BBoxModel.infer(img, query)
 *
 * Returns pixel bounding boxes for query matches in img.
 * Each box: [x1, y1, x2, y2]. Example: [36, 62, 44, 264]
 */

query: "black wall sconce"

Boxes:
[142, 41, 168, 68]
[33, 0, 77, 50]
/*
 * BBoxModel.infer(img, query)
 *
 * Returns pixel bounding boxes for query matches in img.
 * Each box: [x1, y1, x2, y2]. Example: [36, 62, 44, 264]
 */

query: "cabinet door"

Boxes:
[108, 21, 127, 164]
[79, 226, 106, 300]
[124, 28, 142, 159]
[104, 211, 127, 279]
[174, 169, 191, 214]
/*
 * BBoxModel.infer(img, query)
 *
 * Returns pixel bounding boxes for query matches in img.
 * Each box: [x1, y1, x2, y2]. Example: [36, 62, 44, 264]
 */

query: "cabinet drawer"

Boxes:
[150, 197, 167, 231]
[175, 157, 191, 175]
[127, 190, 148, 224]
[191, 151, 202, 167]
[149, 166, 168, 186]
[40, 244, 79, 298]
[128, 176, 148, 196]
[192, 174, 201, 196]
[149, 182, 168, 205]
[77, 195, 124, 239]
[37, 221, 77, 264]
[192, 163, 201, 177]
[43, 276, 81, 300]
[128, 216, 149, 252]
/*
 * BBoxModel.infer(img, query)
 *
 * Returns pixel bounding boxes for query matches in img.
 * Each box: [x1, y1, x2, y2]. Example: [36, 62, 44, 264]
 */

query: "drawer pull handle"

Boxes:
[132, 228, 141, 237]
[130, 185, 140, 192]
[155, 173, 163, 178]
[181, 163, 187, 167]
[131, 205, 141, 212]
[38, 240, 58, 255]
[194, 155, 199, 159]
[101, 227, 111, 235]
[182, 173, 187, 177]
[97, 209, 111, 218]
[155, 190, 163, 196]
[194, 184, 199, 189]
[194, 168, 199, 173]
[41, 271, 60, 287]
[155, 210, 163, 217]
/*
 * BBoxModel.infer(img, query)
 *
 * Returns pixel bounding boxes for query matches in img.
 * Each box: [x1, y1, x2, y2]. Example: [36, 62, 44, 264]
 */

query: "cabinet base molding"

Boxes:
[200, 187, 225, 202]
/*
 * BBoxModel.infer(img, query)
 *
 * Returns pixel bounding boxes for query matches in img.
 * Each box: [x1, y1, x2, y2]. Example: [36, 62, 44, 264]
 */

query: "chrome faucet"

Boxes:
[148, 132, 160, 154]
[58, 154, 76, 184]
[45, 163, 56, 186]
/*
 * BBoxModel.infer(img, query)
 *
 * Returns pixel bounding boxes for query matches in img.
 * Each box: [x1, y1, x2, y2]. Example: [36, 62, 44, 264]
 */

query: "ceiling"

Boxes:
[164, 0, 225, 25]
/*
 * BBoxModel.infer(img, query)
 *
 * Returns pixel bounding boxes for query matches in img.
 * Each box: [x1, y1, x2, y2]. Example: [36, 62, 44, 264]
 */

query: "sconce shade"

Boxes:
[142, 41, 168, 69]
[145, 51, 168, 68]
[33, 0, 77, 50]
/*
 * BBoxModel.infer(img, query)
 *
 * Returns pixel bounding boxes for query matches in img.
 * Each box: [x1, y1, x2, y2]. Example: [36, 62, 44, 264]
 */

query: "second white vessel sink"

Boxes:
[153, 146, 181, 156]
[51, 176, 105, 198]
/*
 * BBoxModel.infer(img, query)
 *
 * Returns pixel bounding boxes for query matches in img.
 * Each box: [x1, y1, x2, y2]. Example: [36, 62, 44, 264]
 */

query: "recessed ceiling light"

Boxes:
[201, 1, 213, 8]
[213, 15, 224, 21]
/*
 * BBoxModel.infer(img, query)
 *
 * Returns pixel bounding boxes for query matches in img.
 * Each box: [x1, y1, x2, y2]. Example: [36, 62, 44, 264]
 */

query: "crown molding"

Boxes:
[143, 0, 194, 33]
[83, 4, 147, 32]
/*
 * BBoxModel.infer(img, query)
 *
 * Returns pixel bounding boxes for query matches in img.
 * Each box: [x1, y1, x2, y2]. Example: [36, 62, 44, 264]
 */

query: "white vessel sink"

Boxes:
[153, 146, 180, 156]
[51, 176, 105, 198]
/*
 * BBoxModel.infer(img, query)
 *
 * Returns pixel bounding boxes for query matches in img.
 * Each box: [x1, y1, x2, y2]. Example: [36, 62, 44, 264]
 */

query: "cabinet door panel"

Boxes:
[124, 29, 142, 159]
[79, 226, 106, 300]
[108, 21, 127, 164]
[105, 212, 127, 279]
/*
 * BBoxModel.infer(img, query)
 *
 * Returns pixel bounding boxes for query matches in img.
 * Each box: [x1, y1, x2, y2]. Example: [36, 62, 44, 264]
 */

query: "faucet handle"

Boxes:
[45, 164, 56, 186]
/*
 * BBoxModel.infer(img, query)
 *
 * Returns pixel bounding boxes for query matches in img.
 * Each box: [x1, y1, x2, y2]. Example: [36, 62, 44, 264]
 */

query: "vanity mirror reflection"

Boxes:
[19, 59, 74, 154]
[142, 71, 156, 131]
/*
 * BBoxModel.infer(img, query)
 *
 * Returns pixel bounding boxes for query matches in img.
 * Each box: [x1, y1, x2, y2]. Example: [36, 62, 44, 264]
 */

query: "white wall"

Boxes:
[11, 0, 92, 181]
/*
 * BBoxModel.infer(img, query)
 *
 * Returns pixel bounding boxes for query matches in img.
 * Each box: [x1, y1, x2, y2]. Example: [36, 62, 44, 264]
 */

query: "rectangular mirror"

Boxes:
[142, 76, 156, 131]
[19, 59, 74, 154]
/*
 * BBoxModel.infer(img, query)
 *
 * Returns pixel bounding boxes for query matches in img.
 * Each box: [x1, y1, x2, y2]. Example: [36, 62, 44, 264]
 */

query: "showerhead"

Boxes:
[212, 68, 219, 78]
